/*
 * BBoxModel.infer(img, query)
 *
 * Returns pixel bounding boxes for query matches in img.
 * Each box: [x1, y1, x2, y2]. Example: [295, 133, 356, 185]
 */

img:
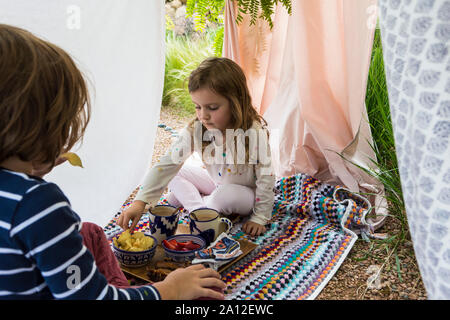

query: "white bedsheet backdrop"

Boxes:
[0, 0, 165, 226]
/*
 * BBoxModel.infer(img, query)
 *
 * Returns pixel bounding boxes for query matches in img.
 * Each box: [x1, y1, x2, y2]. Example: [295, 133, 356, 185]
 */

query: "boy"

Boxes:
[0, 23, 225, 300]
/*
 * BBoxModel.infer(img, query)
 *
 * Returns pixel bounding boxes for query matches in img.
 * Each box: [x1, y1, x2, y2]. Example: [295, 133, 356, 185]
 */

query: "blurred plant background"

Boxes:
[163, 29, 218, 115]
[365, 27, 405, 237]
[163, 0, 223, 116]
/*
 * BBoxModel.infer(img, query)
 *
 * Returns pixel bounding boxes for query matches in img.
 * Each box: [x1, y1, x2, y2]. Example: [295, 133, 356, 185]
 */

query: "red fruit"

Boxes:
[178, 240, 200, 250]
[164, 239, 201, 251]
[163, 239, 179, 251]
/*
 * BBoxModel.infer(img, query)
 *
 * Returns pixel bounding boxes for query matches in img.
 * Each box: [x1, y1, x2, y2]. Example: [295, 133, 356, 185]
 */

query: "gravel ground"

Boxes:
[129, 106, 428, 300]
[316, 217, 427, 300]
[150, 107, 193, 166]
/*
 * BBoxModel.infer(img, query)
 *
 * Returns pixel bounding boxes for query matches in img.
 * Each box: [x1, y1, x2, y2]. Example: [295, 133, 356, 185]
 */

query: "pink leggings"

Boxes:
[167, 164, 255, 215]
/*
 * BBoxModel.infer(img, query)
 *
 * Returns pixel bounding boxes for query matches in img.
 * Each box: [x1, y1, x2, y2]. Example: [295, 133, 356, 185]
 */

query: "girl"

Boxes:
[118, 57, 276, 237]
[0, 24, 225, 300]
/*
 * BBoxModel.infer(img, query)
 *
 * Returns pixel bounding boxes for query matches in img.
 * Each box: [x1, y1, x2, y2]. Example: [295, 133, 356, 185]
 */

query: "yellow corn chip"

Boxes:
[115, 230, 154, 251]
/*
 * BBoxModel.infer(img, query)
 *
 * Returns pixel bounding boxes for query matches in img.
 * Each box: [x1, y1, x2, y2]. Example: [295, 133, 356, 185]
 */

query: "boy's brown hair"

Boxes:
[0, 24, 91, 166]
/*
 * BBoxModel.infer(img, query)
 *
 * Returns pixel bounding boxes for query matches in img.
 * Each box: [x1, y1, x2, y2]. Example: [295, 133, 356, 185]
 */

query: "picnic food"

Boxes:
[113, 230, 154, 251]
[162, 239, 201, 251]
[146, 258, 191, 282]
[61, 152, 83, 168]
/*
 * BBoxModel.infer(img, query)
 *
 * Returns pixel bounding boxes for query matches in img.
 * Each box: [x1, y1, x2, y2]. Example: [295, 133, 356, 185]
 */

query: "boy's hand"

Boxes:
[242, 221, 266, 237]
[152, 264, 226, 300]
[117, 201, 146, 231]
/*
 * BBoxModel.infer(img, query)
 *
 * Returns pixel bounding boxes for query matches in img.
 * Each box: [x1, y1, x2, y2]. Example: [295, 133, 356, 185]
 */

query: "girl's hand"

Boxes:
[152, 264, 226, 300]
[117, 201, 146, 231]
[242, 221, 266, 237]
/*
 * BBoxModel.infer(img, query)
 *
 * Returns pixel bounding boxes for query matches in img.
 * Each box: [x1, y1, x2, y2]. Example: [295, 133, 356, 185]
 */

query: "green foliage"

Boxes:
[185, 0, 225, 59]
[213, 25, 224, 56]
[166, 14, 175, 31]
[186, 0, 292, 32]
[235, 0, 292, 29]
[365, 27, 406, 233]
[186, 0, 225, 32]
[185, 0, 292, 60]
[163, 29, 219, 115]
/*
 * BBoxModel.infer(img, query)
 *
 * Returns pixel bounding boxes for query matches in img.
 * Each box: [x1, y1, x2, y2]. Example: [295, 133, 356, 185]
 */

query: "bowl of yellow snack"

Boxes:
[112, 230, 157, 268]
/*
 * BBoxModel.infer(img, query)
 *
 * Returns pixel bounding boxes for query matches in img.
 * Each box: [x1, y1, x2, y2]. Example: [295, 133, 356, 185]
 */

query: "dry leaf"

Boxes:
[61, 152, 83, 168]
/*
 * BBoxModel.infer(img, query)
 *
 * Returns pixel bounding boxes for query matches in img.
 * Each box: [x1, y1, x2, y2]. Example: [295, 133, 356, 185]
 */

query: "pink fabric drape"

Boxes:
[223, 0, 387, 228]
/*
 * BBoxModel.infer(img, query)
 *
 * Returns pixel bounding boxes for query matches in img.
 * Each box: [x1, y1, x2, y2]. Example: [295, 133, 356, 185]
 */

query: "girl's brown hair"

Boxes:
[0, 24, 91, 166]
[187, 57, 268, 164]
[188, 57, 266, 131]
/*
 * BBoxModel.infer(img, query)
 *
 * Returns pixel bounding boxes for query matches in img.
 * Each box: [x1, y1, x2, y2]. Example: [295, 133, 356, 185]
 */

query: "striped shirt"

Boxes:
[0, 168, 160, 300]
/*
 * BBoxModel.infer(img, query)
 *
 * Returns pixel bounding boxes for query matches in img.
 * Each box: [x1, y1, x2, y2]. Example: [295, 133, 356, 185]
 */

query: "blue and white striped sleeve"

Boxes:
[10, 182, 160, 300]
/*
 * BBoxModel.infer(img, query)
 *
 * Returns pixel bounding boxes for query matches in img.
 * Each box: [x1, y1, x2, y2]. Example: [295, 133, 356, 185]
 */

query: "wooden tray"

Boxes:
[120, 239, 257, 283]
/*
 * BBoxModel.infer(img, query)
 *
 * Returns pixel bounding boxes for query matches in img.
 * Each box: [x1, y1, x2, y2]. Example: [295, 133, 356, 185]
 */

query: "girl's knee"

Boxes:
[168, 175, 183, 189]
[206, 185, 236, 204]
[166, 192, 181, 207]
[205, 184, 254, 215]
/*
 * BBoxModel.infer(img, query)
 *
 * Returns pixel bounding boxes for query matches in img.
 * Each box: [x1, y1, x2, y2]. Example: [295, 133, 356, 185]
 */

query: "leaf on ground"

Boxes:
[395, 253, 403, 282]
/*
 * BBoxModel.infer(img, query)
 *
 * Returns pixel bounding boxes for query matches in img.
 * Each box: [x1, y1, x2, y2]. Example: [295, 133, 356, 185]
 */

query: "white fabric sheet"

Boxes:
[0, 0, 165, 226]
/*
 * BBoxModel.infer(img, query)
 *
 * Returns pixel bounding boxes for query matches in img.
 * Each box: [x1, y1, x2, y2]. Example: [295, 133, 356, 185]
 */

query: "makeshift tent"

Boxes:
[3, 0, 449, 300]
[223, 0, 388, 231]
[223, 0, 450, 300]
[0, 0, 165, 227]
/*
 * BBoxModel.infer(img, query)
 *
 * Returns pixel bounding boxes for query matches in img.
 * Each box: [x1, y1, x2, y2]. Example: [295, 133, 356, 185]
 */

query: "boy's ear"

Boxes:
[31, 157, 68, 176]
[30, 160, 53, 178]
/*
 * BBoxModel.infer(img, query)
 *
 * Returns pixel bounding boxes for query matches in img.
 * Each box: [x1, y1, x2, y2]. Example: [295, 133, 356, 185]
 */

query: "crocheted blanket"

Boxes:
[103, 173, 378, 300]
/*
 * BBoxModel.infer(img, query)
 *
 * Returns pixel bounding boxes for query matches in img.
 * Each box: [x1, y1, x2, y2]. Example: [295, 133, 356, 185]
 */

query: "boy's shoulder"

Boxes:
[0, 168, 44, 196]
[0, 169, 71, 226]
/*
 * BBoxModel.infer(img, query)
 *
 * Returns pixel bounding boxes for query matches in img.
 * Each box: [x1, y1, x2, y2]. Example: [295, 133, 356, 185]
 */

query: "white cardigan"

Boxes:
[135, 121, 276, 225]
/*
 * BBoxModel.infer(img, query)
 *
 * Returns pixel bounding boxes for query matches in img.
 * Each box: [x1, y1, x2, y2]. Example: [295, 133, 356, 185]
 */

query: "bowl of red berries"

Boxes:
[162, 234, 206, 262]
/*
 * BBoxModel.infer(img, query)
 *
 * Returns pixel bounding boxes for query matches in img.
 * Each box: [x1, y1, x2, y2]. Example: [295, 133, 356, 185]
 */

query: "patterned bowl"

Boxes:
[112, 232, 157, 268]
[162, 234, 206, 262]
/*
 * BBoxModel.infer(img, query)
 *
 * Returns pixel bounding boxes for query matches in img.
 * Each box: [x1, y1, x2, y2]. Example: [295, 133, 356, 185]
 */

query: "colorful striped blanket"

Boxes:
[103, 173, 380, 300]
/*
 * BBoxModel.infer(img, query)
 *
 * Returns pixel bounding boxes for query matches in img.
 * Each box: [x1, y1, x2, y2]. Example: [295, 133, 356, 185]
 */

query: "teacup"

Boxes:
[189, 208, 232, 246]
[148, 205, 179, 244]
